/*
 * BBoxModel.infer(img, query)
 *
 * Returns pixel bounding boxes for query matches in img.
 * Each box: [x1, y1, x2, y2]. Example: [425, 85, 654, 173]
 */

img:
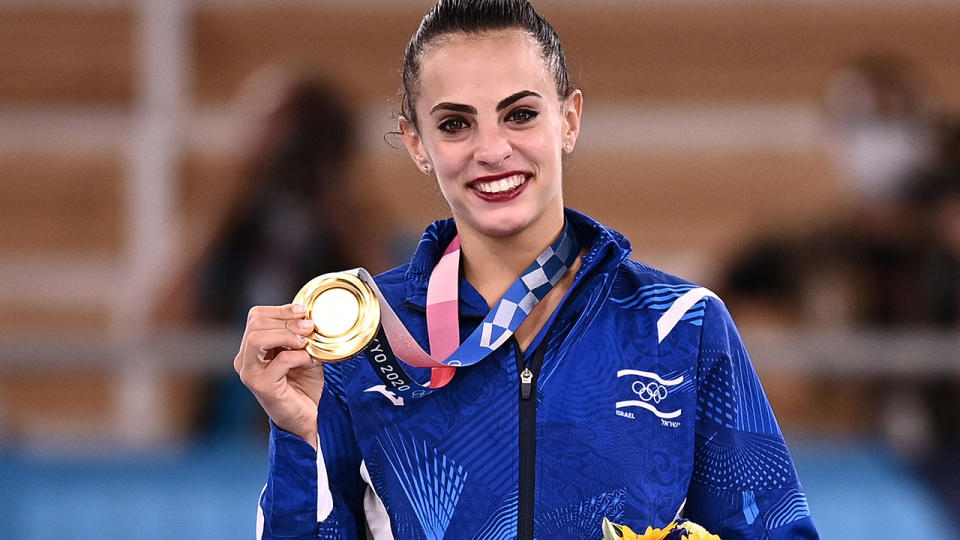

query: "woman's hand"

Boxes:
[234, 303, 323, 450]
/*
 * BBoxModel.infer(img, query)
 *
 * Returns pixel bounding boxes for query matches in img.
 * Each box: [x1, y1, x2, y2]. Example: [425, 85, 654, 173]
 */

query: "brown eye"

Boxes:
[439, 117, 469, 133]
[507, 108, 538, 124]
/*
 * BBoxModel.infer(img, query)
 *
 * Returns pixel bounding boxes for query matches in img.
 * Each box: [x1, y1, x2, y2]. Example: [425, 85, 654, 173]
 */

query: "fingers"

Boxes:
[289, 318, 316, 335]
[247, 328, 308, 357]
[236, 303, 317, 376]
[235, 327, 307, 374]
[246, 303, 308, 325]
[245, 305, 316, 334]
[238, 349, 316, 403]
[251, 318, 315, 336]
[237, 337, 312, 380]
[262, 349, 319, 384]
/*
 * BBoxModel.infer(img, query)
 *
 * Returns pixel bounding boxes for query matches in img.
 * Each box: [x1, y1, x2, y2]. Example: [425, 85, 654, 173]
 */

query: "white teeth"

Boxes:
[473, 174, 527, 194]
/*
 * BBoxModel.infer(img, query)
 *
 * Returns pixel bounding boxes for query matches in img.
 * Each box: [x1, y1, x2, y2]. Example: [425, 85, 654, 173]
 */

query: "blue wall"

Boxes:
[0, 440, 956, 539]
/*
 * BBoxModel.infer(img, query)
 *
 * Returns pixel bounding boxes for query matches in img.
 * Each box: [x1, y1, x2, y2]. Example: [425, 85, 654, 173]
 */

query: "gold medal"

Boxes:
[293, 272, 380, 362]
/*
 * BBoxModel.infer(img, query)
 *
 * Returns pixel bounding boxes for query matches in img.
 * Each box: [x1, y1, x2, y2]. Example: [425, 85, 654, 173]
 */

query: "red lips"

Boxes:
[468, 172, 531, 202]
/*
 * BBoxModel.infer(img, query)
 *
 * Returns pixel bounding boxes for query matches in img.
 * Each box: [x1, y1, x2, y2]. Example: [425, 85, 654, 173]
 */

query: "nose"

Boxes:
[473, 125, 512, 169]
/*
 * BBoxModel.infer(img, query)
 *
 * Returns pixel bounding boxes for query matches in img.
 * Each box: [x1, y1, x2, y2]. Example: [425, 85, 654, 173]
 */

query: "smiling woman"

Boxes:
[234, 2, 820, 539]
[399, 27, 581, 303]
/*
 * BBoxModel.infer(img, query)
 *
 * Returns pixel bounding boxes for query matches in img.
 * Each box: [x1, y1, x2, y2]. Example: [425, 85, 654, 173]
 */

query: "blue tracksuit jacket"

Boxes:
[257, 209, 819, 539]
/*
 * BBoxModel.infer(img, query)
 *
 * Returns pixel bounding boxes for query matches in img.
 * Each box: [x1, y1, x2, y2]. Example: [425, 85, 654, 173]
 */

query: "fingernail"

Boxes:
[299, 335, 308, 343]
[298, 319, 313, 329]
[292, 304, 307, 314]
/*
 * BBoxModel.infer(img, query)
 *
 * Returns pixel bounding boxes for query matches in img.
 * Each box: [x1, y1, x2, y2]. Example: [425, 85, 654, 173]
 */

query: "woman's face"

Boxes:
[402, 29, 582, 240]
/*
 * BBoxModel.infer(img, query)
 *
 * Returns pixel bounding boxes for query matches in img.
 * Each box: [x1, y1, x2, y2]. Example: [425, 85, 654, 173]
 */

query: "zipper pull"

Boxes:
[520, 367, 533, 400]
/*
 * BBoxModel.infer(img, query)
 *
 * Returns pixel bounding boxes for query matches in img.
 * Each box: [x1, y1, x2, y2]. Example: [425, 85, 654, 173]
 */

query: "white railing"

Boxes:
[1, 327, 957, 375]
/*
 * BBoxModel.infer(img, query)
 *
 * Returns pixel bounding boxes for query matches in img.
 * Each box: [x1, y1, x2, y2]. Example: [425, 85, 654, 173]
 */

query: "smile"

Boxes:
[469, 173, 529, 195]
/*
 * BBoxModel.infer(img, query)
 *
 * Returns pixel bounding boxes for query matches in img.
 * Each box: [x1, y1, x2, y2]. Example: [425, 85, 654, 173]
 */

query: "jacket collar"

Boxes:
[402, 208, 632, 313]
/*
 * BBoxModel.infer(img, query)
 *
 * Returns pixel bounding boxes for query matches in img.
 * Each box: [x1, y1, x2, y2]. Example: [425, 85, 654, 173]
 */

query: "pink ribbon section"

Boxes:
[353, 232, 463, 389]
[426, 237, 462, 387]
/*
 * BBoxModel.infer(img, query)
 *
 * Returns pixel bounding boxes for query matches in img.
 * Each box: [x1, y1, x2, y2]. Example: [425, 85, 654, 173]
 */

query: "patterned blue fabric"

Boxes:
[259, 209, 819, 539]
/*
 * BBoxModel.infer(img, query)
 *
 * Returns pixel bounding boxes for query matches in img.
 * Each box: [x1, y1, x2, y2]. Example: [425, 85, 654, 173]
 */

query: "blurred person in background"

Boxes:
[174, 70, 388, 440]
[721, 53, 960, 519]
[903, 116, 960, 519]
[822, 54, 959, 328]
[723, 54, 952, 326]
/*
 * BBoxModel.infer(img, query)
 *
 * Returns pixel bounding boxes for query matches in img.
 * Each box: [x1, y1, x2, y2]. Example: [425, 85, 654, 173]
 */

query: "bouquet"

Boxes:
[601, 517, 721, 540]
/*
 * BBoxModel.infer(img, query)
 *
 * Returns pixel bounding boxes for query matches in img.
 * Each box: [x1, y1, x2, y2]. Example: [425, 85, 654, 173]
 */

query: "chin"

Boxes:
[478, 217, 531, 238]
[462, 207, 535, 239]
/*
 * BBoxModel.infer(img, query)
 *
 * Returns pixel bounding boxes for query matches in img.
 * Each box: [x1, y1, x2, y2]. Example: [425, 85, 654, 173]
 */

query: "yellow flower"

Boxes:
[601, 517, 721, 540]
[675, 520, 721, 540]
[602, 517, 677, 540]
[639, 521, 678, 539]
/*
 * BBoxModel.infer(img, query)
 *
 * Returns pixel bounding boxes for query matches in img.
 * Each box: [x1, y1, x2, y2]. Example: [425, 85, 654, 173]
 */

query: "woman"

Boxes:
[235, 1, 819, 538]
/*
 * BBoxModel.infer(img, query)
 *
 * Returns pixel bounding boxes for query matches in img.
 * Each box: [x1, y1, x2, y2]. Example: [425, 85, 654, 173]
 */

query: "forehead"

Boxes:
[417, 29, 556, 108]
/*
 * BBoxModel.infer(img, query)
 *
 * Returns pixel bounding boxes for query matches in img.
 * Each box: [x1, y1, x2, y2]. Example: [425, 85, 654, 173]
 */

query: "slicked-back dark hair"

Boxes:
[401, 0, 571, 129]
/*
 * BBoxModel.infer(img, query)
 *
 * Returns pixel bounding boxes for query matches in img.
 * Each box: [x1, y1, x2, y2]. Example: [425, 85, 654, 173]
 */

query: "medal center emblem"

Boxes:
[312, 288, 360, 336]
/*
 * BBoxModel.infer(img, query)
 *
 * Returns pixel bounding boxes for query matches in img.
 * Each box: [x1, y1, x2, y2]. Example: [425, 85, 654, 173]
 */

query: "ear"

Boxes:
[561, 89, 583, 153]
[399, 116, 432, 174]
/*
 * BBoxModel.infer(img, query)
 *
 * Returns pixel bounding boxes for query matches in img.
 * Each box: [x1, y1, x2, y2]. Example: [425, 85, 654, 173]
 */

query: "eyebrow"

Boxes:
[429, 90, 543, 115]
[496, 90, 541, 112]
[430, 102, 476, 115]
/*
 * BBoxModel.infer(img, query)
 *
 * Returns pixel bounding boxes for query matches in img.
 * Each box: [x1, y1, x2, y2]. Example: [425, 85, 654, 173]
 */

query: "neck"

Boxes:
[459, 205, 565, 308]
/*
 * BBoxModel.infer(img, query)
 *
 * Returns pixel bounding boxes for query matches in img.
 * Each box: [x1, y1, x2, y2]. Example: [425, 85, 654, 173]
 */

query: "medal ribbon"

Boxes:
[356, 221, 579, 400]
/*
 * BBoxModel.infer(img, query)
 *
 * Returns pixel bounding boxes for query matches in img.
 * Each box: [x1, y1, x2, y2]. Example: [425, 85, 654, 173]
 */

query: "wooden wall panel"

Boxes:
[552, 4, 960, 106]
[193, 4, 960, 107]
[0, 303, 111, 332]
[0, 153, 125, 255]
[0, 7, 134, 103]
[192, 6, 422, 104]
[0, 372, 114, 438]
[564, 150, 844, 262]
[0, 371, 207, 441]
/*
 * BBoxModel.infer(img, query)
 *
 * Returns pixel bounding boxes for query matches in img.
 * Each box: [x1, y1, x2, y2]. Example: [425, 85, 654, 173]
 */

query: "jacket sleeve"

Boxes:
[686, 297, 819, 540]
[258, 363, 367, 539]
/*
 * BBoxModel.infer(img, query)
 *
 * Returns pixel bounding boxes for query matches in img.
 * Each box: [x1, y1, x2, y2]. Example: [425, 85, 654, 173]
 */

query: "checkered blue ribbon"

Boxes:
[360, 221, 579, 400]
[473, 223, 579, 354]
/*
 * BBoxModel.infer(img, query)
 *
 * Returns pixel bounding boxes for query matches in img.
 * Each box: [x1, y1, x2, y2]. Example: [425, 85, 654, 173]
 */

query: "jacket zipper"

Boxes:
[512, 272, 606, 540]
[514, 336, 544, 540]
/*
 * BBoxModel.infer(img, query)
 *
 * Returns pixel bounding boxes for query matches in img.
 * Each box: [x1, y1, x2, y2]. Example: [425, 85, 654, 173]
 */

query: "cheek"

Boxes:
[431, 150, 470, 203]
[527, 117, 565, 156]
[519, 129, 562, 171]
[429, 141, 472, 175]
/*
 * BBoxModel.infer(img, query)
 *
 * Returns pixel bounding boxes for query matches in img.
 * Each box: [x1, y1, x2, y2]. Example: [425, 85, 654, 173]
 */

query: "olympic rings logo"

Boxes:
[632, 380, 668, 403]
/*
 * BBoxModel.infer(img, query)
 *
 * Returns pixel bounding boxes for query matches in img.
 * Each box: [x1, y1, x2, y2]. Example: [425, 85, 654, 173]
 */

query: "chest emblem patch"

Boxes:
[615, 369, 682, 421]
